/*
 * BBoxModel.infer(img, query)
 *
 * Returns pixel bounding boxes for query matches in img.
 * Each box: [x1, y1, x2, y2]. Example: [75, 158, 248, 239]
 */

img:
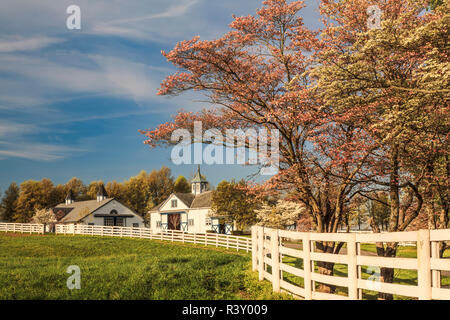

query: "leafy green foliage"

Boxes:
[211, 180, 258, 231]
[174, 176, 191, 193]
[0, 183, 19, 222]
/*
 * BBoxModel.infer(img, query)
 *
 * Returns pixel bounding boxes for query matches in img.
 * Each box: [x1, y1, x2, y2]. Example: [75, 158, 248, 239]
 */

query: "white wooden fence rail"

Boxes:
[0, 223, 44, 234]
[54, 224, 251, 252]
[0, 222, 251, 252]
[251, 226, 450, 300]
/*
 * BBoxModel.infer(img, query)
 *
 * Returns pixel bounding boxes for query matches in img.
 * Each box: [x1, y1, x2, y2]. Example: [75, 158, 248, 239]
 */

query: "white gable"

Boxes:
[159, 194, 190, 212]
[81, 199, 144, 226]
[91, 199, 140, 217]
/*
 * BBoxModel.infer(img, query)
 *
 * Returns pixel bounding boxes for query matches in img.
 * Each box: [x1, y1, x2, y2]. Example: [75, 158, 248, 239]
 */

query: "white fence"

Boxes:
[252, 226, 450, 300]
[0, 223, 44, 234]
[55, 224, 251, 252]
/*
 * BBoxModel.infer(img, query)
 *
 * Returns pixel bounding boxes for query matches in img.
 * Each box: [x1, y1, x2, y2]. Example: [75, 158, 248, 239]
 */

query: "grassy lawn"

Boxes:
[280, 243, 449, 300]
[0, 233, 290, 300]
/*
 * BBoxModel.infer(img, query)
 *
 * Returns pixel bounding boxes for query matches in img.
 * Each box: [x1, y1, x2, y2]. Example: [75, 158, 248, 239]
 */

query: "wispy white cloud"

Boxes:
[106, 0, 199, 24]
[0, 121, 36, 136]
[0, 35, 63, 53]
[0, 53, 163, 104]
[89, 0, 200, 41]
[0, 141, 86, 161]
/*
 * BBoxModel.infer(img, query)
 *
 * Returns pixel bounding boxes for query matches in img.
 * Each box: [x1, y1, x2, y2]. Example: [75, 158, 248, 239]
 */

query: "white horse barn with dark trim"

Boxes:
[148, 166, 234, 234]
[51, 185, 145, 227]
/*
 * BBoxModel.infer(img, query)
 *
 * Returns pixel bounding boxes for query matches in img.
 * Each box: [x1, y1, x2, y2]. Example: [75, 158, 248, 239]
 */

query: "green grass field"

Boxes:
[0, 233, 289, 300]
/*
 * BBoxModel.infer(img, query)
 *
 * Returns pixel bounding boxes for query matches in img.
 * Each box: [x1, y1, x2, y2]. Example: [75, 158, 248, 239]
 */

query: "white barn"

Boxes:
[52, 185, 145, 227]
[148, 166, 233, 234]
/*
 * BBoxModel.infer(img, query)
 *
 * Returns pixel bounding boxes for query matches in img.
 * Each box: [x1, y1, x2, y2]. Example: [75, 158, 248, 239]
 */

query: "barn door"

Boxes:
[168, 214, 181, 230]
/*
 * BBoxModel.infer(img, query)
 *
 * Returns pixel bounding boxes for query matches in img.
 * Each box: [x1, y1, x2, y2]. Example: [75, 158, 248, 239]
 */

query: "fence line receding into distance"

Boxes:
[251, 226, 450, 300]
[0, 222, 251, 252]
[0, 223, 45, 234]
[54, 223, 252, 252]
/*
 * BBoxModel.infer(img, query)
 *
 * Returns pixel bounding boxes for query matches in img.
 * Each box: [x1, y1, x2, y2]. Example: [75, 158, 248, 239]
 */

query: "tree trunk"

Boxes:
[376, 243, 397, 300]
[379, 267, 395, 300]
[315, 240, 336, 293]
[316, 261, 335, 293]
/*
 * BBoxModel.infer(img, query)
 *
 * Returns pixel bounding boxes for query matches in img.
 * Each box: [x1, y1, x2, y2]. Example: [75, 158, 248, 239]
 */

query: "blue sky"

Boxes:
[0, 0, 322, 192]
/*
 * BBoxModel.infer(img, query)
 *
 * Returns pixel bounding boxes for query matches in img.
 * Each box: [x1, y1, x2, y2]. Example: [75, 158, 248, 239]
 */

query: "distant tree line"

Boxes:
[0, 166, 191, 223]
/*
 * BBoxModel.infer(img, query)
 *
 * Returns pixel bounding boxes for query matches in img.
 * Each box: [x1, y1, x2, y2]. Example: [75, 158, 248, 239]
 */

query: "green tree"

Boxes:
[50, 184, 67, 206]
[64, 177, 87, 200]
[106, 180, 127, 203]
[174, 175, 190, 193]
[148, 166, 174, 207]
[87, 181, 105, 199]
[0, 182, 19, 222]
[124, 170, 151, 216]
[14, 179, 55, 222]
[211, 180, 257, 231]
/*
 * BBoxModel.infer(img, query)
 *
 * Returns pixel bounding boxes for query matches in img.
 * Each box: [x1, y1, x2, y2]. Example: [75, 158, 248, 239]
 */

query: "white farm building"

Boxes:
[52, 185, 145, 227]
[148, 166, 234, 234]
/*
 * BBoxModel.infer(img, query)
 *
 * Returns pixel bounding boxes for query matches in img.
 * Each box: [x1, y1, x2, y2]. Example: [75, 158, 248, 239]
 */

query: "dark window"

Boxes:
[104, 217, 114, 226]
[156, 221, 162, 228]
[133, 223, 139, 228]
[171, 200, 177, 208]
[115, 217, 124, 226]
[104, 216, 124, 226]
[188, 219, 194, 226]
[110, 209, 118, 215]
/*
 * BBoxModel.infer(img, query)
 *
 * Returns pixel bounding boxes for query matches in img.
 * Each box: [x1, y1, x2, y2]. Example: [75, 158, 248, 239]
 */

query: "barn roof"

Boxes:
[191, 191, 212, 208]
[52, 198, 114, 223]
[148, 191, 212, 212]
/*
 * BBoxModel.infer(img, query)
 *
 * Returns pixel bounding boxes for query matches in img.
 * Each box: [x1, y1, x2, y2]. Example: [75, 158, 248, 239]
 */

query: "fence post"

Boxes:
[216, 233, 218, 247]
[271, 229, 280, 292]
[303, 233, 312, 300]
[356, 242, 363, 299]
[417, 229, 432, 300]
[258, 227, 264, 281]
[431, 241, 441, 288]
[252, 226, 258, 271]
[347, 233, 358, 300]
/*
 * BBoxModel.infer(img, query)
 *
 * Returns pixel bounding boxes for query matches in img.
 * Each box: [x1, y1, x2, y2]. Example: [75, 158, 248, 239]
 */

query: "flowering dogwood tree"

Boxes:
[312, 0, 448, 298]
[256, 200, 307, 229]
[31, 208, 57, 224]
[139, 0, 448, 294]
[139, 0, 382, 292]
